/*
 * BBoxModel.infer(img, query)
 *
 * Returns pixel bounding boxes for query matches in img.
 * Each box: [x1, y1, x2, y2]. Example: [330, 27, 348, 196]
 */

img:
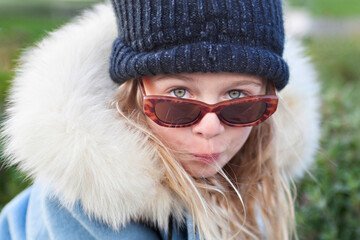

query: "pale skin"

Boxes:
[142, 72, 266, 178]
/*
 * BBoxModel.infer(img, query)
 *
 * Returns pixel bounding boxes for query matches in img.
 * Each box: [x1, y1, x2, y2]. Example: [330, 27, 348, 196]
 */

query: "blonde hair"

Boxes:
[113, 79, 296, 240]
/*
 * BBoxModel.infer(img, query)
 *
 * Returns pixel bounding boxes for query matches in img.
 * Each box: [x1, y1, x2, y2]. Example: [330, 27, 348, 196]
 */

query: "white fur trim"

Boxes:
[1, 3, 320, 229]
[2, 3, 182, 229]
[275, 37, 321, 179]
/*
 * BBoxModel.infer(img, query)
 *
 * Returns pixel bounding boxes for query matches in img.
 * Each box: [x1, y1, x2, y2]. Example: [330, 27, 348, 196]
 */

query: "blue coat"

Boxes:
[0, 184, 199, 240]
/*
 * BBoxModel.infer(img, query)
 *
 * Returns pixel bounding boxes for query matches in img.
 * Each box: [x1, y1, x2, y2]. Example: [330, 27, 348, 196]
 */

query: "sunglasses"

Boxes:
[139, 78, 278, 128]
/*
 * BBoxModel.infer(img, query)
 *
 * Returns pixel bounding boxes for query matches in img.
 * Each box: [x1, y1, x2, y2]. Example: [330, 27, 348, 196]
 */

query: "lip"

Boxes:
[193, 153, 221, 164]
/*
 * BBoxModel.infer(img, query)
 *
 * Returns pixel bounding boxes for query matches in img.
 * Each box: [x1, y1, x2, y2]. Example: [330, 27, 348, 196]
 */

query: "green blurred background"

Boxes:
[0, 0, 359, 239]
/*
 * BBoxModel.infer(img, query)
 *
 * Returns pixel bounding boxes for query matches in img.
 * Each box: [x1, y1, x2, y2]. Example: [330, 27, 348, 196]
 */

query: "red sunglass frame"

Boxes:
[139, 78, 278, 128]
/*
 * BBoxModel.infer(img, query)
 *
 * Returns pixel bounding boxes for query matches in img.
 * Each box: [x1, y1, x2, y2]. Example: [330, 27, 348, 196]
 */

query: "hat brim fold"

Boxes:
[110, 38, 289, 90]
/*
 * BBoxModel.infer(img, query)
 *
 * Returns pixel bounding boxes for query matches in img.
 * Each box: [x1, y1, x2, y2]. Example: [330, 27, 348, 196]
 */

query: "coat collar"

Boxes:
[2, 3, 320, 230]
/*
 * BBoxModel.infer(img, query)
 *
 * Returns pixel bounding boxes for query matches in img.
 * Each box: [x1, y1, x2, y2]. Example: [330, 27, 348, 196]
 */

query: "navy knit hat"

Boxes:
[109, 0, 289, 90]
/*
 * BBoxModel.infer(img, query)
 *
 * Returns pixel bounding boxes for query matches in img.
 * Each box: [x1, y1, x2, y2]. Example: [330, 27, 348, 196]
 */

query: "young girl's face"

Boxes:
[142, 72, 265, 178]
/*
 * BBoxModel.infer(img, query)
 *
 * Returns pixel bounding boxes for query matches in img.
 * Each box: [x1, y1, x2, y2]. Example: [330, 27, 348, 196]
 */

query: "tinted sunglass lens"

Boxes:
[221, 101, 267, 124]
[155, 101, 201, 124]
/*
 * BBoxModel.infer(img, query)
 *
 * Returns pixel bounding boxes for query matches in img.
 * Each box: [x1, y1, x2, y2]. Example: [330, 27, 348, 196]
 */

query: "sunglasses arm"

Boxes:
[266, 81, 276, 96]
[267, 80, 277, 96]
[138, 78, 147, 96]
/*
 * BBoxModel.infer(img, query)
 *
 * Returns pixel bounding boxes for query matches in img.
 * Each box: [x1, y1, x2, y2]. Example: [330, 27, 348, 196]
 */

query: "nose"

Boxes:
[192, 113, 225, 139]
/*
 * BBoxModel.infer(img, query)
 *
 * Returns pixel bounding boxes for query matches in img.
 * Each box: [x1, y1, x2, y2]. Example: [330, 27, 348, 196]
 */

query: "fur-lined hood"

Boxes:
[1, 3, 320, 230]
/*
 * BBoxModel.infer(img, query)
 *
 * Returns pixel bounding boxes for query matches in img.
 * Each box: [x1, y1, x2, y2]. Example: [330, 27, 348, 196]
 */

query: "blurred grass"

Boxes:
[295, 37, 360, 239]
[0, 16, 69, 104]
[288, 0, 360, 17]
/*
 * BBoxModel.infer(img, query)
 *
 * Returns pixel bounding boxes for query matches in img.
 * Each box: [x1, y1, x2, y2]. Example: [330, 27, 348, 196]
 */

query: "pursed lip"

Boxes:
[193, 153, 221, 164]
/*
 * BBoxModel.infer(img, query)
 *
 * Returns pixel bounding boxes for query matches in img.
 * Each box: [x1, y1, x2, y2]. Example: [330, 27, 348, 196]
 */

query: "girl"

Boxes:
[0, 1, 320, 239]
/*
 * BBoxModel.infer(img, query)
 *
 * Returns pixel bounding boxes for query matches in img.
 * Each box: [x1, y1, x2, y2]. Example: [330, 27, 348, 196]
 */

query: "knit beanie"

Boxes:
[109, 0, 289, 90]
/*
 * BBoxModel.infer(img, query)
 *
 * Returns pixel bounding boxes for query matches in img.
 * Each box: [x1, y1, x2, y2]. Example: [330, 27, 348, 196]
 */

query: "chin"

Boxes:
[186, 165, 221, 178]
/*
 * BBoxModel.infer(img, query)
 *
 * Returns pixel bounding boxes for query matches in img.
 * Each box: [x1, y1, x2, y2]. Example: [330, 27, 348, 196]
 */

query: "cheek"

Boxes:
[226, 127, 253, 157]
[147, 119, 189, 149]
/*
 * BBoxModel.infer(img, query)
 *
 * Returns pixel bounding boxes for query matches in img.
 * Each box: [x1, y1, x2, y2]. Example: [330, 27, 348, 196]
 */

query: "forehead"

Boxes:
[147, 72, 265, 87]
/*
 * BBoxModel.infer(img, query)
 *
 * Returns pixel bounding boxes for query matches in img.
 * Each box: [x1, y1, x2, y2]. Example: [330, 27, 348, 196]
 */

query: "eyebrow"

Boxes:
[227, 80, 263, 88]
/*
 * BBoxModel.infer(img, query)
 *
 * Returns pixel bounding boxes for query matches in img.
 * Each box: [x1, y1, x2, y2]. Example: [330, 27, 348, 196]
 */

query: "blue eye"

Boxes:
[228, 90, 243, 99]
[172, 89, 186, 98]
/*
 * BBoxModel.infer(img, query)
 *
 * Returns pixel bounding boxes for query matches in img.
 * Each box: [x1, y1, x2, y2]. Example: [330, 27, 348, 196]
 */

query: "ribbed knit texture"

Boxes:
[109, 0, 289, 90]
